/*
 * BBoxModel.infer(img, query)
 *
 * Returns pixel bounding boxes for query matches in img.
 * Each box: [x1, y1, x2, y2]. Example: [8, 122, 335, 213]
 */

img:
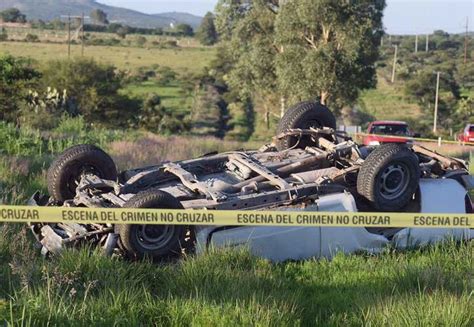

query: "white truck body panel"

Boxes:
[196, 179, 472, 262]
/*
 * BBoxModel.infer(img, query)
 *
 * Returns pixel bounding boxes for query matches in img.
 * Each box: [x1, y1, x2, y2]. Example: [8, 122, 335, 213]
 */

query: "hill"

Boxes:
[153, 12, 204, 29]
[0, 0, 203, 28]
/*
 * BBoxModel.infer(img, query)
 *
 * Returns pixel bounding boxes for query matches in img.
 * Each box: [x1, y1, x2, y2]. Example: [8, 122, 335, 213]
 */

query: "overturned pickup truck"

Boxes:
[30, 102, 474, 262]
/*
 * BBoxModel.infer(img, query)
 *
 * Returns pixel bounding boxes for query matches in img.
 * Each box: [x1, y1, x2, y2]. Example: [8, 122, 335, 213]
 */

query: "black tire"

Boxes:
[357, 144, 420, 211]
[276, 101, 337, 150]
[118, 189, 187, 260]
[47, 144, 117, 202]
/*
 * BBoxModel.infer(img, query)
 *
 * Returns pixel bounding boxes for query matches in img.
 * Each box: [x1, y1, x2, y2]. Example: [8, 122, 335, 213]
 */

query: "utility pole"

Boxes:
[81, 12, 85, 56]
[425, 34, 429, 52]
[61, 14, 89, 58]
[391, 45, 398, 83]
[464, 17, 469, 65]
[433, 71, 440, 133]
[67, 14, 71, 59]
[415, 34, 418, 53]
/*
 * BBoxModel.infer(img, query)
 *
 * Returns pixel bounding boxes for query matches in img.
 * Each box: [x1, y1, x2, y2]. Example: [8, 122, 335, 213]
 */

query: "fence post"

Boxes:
[438, 137, 442, 147]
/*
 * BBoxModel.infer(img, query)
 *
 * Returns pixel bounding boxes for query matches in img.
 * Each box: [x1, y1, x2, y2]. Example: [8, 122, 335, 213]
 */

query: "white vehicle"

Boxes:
[29, 102, 474, 261]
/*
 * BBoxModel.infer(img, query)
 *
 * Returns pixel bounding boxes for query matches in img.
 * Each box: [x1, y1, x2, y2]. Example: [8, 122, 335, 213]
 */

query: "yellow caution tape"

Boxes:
[353, 133, 474, 147]
[0, 205, 472, 229]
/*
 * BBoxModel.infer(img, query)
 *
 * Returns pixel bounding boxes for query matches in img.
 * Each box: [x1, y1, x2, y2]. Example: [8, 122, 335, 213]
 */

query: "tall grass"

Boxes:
[0, 121, 133, 204]
[0, 235, 472, 326]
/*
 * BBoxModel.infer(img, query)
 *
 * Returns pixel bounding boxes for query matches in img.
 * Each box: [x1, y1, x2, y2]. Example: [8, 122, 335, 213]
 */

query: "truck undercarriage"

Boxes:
[28, 102, 473, 261]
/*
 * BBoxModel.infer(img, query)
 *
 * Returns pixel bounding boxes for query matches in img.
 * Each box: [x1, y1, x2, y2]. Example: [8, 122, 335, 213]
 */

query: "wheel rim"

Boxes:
[136, 225, 176, 251]
[379, 162, 410, 200]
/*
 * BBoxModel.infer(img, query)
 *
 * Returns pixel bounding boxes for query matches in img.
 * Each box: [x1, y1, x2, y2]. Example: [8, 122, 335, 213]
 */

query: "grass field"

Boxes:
[0, 41, 215, 73]
[359, 74, 423, 122]
[2, 27, 204, 48]
[123, 81, 193, 115]
[0, 123, 472, 325]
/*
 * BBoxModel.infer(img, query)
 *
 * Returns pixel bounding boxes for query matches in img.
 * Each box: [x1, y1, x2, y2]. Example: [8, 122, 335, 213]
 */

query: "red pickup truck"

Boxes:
[363, 121, 414, 146]
[457, 124, 474, 144]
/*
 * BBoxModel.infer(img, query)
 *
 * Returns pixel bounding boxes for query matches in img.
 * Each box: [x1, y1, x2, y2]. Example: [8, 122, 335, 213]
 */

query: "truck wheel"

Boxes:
[276, 101, 337, 150]
[47, 144, 117, 202]
[357, 144, 420, 211]
[118, 189, 187, 261]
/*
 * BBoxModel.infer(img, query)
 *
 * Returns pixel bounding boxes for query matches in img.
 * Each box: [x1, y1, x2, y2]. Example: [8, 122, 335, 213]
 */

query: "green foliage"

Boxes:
[0, 8, 26, 23]
[196, 12, 218, 46]
[174, 24, 194, 37]
[214, 0, 282, 134]
[135, 36, 147, 47]
[456, 62, 474, 90]
[54, 115, 87, 135]
[0, 121, 123, 159]
[19, 88, 76, 130]
[225, 100, 254, 141]
[86, 36, 121, 47]
[215, 0, 385, 133]
[216, 0, 278, 100]
[190, 85, 223, 137]
[155, 66, 177, 86]
[456, 97, 474, 124]
[275, 0, 385, 109]
[139, 94, 189, 135]
[39, 58, 140, 128]
[116, 26, 130, 39]
[24, 33, 39, 43]
[90, 9, 109, 25]
[0, 27, 7, 41]
[403, 68, 461, 130]
[0, 55, 40, 122]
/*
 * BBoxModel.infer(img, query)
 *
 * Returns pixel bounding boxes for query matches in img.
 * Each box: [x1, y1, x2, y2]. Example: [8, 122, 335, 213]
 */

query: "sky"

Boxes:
[98, 0, 473, 35]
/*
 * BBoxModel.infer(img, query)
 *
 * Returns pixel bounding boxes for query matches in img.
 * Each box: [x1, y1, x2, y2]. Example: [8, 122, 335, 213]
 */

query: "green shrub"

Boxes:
[155, 66, 177, 86]
[24, 33, 39, 43]
[0, 55, 40, 123]
[86, 37, 121, 47]
[54, 115, 87, 135]
[135, 36, 147, 47]
[40, 58, 140, 128]
[19, 88, 78, 130]
[139, 94, 190, 134]
[0, 28, 7, 41]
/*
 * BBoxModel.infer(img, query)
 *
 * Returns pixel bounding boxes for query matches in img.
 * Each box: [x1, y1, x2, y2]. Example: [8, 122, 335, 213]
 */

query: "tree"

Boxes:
[0, 8, 26, 23]
[139, 94, 190, 134]
[40, 58, 139, 127]
[90, 9, 109, 25]
[116, 26, 130, 39]
[24, 33, 39, 42]
[0, 27, 7, 41]
[404, 68, 460, 131]
[456, 97, 474, 124]
[135, 36, 147, 47]
[215, 0, 281, 133]
[196, 12, 218, 45]
[275, 0, 386, 109]
[190, 85, 223, 137]
[0, 55, 40, 122]
[175, 24, 194, 37]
